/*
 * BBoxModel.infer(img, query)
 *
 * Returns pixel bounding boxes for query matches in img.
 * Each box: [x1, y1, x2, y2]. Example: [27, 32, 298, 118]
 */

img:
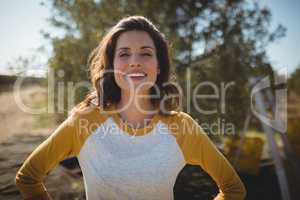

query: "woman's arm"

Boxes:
[175, 112, 246, 200]
[195, 131, 246, 200]
[15, 115, 80, 199]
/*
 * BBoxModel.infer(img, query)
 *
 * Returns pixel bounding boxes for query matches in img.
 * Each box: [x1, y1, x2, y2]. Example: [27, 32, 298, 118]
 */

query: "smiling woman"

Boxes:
[113, 31, 159, 95]
[15, 16, 246, 200]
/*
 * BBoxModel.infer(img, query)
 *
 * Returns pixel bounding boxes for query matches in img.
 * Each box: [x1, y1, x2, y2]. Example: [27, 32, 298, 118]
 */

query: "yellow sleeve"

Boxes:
[15, 113, 82, 199]
[173, 112, 246, 200]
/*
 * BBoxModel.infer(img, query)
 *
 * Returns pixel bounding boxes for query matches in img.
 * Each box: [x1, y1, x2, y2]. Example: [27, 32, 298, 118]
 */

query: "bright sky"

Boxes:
[260, 0, 300, 74]
[0, 0, 299, 76]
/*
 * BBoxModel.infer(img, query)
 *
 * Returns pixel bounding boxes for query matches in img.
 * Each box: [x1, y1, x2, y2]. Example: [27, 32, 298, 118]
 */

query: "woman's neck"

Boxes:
[116, 90, 156, 128]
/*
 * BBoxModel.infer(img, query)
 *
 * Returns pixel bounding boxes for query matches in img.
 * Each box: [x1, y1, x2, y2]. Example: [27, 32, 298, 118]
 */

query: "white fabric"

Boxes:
[77, 117, 186, 200]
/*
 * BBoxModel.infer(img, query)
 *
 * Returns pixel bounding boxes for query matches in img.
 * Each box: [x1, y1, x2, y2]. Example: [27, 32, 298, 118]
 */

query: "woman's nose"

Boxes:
[129, 54, 142, 67]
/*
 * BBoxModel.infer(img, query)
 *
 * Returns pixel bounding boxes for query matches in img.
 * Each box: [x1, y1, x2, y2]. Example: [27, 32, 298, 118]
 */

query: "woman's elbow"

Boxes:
[15, 171, 49, 200]
[239, 182, 247, 199]
[228, 180, 247, 200]
[15, 171, 23, 189]
[221, 179, 247, 200]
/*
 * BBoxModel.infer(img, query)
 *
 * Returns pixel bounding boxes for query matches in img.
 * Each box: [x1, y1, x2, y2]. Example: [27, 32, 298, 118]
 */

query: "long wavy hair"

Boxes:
[74, 16, 181, 115]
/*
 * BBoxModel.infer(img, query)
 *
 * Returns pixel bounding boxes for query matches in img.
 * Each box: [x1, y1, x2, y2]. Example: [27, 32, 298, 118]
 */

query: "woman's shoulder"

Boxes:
[161, 110, 196, 123]
[68, 102, 109, 125]
[159, 110, 200, 134]
[160, 111, 205, 142]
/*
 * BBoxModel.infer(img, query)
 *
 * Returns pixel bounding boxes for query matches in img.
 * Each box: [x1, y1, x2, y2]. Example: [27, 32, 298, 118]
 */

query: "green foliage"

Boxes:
[224, 131, 265, 175]
[288, 64, 300, 94]
[43, 0, 285, 131]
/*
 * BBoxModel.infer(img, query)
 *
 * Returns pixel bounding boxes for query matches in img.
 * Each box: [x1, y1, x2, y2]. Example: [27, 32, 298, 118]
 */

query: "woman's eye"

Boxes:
[141, 53, 152, 57]
[119, 53, 130, 57]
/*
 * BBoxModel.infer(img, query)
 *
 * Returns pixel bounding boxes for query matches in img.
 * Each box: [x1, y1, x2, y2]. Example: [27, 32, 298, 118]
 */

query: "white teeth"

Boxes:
[126, 73, 146, 77]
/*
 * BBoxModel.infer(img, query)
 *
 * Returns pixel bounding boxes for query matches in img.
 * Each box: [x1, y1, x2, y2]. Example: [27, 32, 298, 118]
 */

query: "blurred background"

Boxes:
[0, 0, 299, 199]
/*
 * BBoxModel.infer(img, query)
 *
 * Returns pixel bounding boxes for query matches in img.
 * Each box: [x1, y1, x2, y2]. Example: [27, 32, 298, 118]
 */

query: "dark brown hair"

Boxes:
[74, 16, 181, 115]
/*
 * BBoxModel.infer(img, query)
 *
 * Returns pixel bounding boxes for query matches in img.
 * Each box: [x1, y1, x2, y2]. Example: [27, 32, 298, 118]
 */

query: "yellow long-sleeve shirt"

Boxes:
[15, 105, 246, 200]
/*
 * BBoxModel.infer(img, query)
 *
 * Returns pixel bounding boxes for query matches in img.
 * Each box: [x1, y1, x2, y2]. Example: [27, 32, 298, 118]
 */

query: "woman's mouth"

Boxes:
[125, 72, 147, 80]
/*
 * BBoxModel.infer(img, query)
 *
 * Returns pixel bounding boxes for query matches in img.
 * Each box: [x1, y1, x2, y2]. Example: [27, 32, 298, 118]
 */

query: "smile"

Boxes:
[125, 72, 147, 78]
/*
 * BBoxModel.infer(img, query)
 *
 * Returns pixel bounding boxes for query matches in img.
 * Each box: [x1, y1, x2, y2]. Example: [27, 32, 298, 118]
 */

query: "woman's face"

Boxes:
[113, 30, 159, 94]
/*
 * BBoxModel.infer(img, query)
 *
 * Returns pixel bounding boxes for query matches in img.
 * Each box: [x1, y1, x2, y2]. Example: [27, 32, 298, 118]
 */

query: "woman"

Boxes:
[15, 16, 246, 200]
